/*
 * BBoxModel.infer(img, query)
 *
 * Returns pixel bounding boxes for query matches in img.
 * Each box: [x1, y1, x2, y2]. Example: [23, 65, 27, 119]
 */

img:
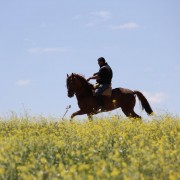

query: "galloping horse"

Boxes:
[66, 73, 153, 119]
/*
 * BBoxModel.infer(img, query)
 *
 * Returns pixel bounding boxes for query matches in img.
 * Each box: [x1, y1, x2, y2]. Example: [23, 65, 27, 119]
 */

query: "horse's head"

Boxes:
[66, 73, 87, 97]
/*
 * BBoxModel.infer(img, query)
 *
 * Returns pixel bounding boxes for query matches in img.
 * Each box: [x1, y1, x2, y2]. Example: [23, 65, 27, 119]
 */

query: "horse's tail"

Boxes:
[134, 90, 153, 115]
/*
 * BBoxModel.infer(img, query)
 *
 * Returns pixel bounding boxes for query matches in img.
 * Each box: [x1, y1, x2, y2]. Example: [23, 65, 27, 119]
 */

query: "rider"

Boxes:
[87, 57, 113, 112]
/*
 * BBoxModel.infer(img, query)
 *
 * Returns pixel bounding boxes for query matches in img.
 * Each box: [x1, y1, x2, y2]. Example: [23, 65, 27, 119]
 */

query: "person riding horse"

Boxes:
[87, 57, 113, 112]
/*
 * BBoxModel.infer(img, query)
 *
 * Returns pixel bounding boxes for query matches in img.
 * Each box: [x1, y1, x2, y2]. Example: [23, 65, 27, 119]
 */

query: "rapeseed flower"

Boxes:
[0, 115, 179, 179]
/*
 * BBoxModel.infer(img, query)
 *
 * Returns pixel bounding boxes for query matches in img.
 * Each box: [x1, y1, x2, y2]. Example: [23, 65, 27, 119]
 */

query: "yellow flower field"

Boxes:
[0, 115, 179, 179]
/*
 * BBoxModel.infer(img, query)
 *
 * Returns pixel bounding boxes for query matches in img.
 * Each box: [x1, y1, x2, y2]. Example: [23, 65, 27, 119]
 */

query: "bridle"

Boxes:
[67, 74, 87, 98]
[67, 76, 75, 97]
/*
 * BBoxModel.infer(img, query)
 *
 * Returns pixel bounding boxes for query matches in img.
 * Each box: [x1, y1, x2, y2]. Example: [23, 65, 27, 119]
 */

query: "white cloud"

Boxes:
[110, 22, 139, 30]
[27, 47, 67, 54]
[84, 11, 111, 27]
[16, 80, 31, 87]
[142, 92, 167, 104]
[91, 11, 111, 21]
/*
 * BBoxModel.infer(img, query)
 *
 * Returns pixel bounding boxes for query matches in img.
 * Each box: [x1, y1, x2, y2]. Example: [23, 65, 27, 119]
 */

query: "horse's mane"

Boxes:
[73, 73, 87, 83]
[67, 73, 94, 91]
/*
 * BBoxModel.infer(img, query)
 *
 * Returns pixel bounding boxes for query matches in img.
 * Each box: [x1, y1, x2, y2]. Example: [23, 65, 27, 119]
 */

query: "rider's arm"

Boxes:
[87, 74, 99, 81]
[93, 72, 98, 76]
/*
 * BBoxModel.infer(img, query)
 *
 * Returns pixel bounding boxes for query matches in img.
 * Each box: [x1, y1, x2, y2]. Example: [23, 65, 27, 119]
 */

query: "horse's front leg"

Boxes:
[71, 109, 86, 119]
[87, 114, 93, 121]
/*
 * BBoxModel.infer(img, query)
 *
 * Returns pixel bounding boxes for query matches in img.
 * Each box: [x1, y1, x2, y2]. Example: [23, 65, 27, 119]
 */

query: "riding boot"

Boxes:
[96, 95, 104, 112]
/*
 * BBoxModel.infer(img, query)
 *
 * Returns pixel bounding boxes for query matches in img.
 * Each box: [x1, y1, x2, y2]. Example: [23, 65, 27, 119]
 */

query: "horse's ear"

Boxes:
[72, 73, 74, 78]
[67, 74, 69, 78]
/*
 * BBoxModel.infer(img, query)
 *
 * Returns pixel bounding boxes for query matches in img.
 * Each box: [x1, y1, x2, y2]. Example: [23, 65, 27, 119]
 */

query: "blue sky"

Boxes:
[0, 0, 180, 118]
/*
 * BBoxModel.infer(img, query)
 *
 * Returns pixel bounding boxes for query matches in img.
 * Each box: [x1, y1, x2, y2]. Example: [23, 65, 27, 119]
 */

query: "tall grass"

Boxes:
[0, 114, 179, 179]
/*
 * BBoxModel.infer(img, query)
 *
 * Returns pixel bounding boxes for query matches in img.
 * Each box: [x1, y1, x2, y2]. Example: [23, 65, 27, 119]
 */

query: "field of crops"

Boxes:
[0, 114, 179, 179]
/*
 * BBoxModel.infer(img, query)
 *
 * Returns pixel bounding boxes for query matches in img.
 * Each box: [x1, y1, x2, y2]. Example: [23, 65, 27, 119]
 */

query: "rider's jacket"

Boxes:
[97, 63, 113, 84]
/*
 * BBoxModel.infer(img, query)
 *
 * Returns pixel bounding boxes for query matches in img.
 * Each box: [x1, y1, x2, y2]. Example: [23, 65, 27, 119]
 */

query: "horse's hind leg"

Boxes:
[131, 110, 141, 119]
[122, 108, 141, 119]
[121, 108, 131, 117]
[121, 94, 141, 119]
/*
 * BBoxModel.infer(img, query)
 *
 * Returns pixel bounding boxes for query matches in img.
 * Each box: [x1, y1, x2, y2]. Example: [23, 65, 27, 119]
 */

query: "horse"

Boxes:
[66, 73, 153, 119]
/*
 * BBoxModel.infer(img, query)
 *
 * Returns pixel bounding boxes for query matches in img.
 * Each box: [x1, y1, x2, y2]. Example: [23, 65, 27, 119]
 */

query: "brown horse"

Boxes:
[66, 73, 153, 119]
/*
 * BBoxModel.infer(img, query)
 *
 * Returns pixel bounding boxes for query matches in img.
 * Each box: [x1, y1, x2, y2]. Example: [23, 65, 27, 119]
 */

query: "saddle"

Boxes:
[93, 83, 112, 97]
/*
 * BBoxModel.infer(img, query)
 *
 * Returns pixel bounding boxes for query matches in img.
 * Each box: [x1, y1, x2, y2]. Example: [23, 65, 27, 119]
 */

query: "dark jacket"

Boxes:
[97, 63, 113, 84]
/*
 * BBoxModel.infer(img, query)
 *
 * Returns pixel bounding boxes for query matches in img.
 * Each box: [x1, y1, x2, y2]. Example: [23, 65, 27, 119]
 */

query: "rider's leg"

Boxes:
[95, 84, 109, 111]
[96, 95, 104, 109]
